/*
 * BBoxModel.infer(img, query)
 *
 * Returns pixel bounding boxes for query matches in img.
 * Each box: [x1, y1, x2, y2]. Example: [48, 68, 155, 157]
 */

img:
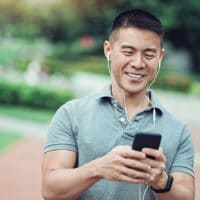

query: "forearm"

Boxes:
[157, 183, 194, 200]
[42, 161, 101, 200]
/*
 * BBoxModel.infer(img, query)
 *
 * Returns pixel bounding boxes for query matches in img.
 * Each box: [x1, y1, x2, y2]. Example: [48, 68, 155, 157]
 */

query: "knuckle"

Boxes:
[161, 164, 166, 171]
[156, 151, 162, 158]
[157, 169, 162, 176]
[112, 173, 121, 181]
[129, 173, 136, 178]
[113, 158, 122, 165]
[150, 175, 156, 182]
[158, 163, 166, 171]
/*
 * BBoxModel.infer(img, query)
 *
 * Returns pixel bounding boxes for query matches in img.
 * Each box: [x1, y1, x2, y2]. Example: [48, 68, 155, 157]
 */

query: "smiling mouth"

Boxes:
[125, 72, 145, 80]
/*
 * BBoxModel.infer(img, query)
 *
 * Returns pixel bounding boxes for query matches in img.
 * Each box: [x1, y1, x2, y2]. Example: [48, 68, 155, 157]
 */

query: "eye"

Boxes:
[123, 51, 133, 56]
[144, 54, 155, 60]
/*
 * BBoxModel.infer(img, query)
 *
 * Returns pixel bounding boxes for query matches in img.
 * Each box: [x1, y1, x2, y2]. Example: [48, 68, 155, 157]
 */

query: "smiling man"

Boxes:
[104, 25, 164, 119]
[42, 9, 195, 200]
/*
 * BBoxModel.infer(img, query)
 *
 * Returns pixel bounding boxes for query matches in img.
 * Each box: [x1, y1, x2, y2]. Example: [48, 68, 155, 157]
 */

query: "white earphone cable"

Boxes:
[148, 60, 161, 89]
[107, 60, 111, 75]
[142, 185, 149, 200]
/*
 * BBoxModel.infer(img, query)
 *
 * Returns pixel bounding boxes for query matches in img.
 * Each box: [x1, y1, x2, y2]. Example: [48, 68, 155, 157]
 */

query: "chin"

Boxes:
[122, 84, 146, 94]
[123, 88, 143, 95]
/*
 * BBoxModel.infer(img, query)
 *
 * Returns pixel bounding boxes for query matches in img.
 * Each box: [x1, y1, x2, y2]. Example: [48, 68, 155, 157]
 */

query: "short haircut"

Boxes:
[109, 9, 164, 46]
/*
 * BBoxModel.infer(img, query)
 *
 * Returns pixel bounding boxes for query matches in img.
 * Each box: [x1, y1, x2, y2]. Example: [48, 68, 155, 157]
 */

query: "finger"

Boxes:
[117, 174, 146, 184]
[143, 159, 166, 170]
[108, 165, 149, 183]
[113, 164, 150, 179]
[142, 148, 167, 162]
[121, 158, 151, 172]
[149, 168, 163, 181]
[145, 169, 167, 187]
[113, 170, 147, 184]
[117, 146, 146, 160]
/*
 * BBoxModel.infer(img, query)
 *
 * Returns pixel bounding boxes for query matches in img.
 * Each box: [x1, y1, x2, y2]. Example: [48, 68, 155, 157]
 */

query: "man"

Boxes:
[42, 9, 194, 200]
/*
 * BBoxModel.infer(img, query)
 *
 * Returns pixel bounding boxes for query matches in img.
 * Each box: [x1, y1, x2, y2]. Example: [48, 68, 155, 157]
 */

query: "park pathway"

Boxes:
[0, 138, 44, 200]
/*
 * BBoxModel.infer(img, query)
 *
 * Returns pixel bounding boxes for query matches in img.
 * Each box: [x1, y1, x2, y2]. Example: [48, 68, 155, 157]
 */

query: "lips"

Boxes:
[125, 72, 145, 80]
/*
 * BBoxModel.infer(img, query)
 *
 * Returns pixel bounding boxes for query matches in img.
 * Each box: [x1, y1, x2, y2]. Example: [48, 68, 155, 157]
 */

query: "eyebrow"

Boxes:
[121, 45, 157, 53]
[121, 45, 135, 50]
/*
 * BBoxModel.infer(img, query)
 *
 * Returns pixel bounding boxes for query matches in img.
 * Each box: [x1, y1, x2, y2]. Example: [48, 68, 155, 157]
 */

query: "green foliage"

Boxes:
[0, 38, 52, 70]
[154, 71, 192, 93]
[190, 81, 200, 97]
[0, 80, 75, 110]
[43, 55, 108, 76]
[0, 132, 22, 152]
[0, 0, 200, 73]
[0, 0, 82, 41]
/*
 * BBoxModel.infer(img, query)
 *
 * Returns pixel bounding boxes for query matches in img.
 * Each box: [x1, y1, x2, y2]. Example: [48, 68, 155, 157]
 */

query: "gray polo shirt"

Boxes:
[44, 85, 194, 200]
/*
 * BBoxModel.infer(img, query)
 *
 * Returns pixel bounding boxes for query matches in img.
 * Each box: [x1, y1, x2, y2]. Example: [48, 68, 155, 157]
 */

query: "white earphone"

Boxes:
[106, 52, 111, 74]
[107, 53, 110, 61]
[158, 59, 161, 71]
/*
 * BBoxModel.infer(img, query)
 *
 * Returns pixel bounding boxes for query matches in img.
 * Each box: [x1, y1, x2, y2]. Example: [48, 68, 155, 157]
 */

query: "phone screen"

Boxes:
[132, 133, 162, 151]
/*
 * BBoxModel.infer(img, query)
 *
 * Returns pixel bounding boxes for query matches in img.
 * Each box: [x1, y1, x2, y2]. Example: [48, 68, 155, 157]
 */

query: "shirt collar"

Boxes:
[147, 90, 164, 115]
[96, 84, 164, 115]
[95, 83, 113, 100]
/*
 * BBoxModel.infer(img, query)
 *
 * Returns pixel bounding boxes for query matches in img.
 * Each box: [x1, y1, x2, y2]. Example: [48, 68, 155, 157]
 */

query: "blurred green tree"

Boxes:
[73, 0, 200, 73]
[0, 0, 199, 73]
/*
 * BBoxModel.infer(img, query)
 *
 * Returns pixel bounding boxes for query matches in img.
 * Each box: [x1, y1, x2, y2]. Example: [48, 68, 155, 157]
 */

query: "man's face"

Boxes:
[104, 27, 164, 96]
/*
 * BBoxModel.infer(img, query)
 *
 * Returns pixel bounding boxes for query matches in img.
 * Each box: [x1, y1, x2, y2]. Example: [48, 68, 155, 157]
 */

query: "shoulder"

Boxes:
[63, 93, 99, 110]
[54, 92, 101, 119]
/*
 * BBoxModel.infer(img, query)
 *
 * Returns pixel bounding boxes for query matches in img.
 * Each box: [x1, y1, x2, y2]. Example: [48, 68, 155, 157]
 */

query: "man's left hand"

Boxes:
[142, 147, 168, 190]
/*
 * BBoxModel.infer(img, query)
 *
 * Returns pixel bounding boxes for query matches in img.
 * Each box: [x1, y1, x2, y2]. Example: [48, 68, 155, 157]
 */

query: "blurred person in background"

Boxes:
[42, 9, 194, 200]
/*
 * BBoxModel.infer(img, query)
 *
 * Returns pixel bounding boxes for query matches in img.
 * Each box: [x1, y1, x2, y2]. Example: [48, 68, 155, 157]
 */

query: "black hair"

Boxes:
[109, 9, 164, 46]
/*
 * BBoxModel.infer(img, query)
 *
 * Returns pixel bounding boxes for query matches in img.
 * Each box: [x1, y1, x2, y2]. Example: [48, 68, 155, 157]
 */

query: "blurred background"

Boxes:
[0, 0, 199, 200]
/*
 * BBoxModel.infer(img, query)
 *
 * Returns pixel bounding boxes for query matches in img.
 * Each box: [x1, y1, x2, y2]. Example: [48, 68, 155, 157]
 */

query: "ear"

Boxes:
[104, 40, 112, 61]
[159, 48, 165, 63]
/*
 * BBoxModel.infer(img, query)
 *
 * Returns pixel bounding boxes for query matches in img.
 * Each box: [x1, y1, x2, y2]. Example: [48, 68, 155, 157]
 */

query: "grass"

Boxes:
[0, 131, 23, 152]
[0, 105, 54, 123]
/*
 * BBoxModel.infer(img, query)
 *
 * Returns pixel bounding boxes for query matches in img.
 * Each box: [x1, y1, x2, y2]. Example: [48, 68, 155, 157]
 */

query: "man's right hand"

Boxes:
[92, 145, 151, 184]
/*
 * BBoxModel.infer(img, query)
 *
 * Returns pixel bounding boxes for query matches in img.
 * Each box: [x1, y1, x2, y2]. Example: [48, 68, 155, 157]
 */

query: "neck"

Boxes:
[124, 93, 150, 120]
[112, 86, 150, 121]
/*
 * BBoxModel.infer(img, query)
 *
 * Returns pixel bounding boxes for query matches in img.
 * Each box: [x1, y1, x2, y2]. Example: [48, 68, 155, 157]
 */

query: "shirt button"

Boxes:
[113, 104, 118, 108]
[120, 117, 126, 123]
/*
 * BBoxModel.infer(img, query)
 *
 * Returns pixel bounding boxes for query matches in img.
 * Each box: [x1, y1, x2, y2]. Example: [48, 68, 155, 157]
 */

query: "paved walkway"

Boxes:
[0, 115, 48, 138]
[156, 90, 200, 126]
[0, 138, 44, 200]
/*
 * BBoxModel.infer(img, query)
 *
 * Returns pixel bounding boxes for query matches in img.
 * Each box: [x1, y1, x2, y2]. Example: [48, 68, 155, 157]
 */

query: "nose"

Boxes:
[130, 53, 145, 69]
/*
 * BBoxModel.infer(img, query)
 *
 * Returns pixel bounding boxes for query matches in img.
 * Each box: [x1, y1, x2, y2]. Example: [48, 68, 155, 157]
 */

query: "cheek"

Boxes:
[111, 58, 124, 74]
[149, 68, 157, 78]
[150, 66, 157, 73]
[148, 61, 159, 74]
[111, 63, 121, 78]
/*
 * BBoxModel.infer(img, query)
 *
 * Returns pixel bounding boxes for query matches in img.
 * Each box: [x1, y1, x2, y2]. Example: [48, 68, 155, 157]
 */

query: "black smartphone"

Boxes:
[132, 133, 162, 152]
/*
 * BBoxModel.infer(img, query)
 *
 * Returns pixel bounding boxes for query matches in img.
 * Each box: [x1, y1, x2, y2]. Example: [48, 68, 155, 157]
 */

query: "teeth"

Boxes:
[127, 73, 143, 78]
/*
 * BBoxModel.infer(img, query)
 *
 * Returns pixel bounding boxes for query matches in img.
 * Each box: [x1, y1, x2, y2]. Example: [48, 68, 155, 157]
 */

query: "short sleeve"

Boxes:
[170, 125, 194, 177]
[44, 105, 77, 153]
